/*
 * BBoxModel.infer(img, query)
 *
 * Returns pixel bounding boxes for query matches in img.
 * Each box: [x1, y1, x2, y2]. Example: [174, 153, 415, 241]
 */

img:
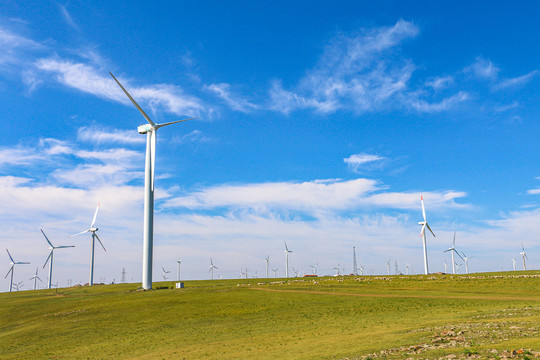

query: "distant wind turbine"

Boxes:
[310, 263, 318, 275]
[209, 258, 218, 280]
[41, 229, 74, 289]
[73, 203, 105, 286]
[176, 259, 182, 281]
[284, 242, 292, 278]
[265, 256, 270, 278]
[272, 268, 278, 278]
[161, 266, 171, 281]
[13, 281, 23, 291]
[418, 196, 435, 275]
[5, 249, 30, 292]
[461, 252, 472, 274]
[110, 72, 197, 290]
[333, 264, 340, 276]
[29, 267, 42, 290]
[520, 244, 528, 271]
[512, 258, 517, 271]
[386, 259, 391, 276]
[443, 232, 463, 274]
[444, 259, 448, 274]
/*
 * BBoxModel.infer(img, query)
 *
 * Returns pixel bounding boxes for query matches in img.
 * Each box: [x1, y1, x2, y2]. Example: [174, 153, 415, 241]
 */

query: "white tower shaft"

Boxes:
[142, 131, 155, 290]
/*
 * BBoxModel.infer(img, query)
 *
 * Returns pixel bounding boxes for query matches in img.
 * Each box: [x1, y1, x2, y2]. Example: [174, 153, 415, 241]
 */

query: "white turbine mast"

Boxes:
[29, 267, 43, 290]
[265, 256, 270, 278]
[5, 249, 30, 292]
[520, 243, 528, 271]
[209, 258, 218, 280]
[41, 229, 74, 289]
[418, 196, 435, 275]
[176, 259, 182, 281]
[284, 242, 292, 278]
[310, 263, 318, 275]
[272, 268, 278, 278]
[461, 251, 472, 274]
[386, 259, 391, 276]
[443, 232, 463, 274]
[110, 72, 197, 290]
[512, 258, 517, 271]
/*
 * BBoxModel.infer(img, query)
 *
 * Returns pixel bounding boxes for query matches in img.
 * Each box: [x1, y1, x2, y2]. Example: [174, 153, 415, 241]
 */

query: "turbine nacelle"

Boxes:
[138, 124, 154, 134]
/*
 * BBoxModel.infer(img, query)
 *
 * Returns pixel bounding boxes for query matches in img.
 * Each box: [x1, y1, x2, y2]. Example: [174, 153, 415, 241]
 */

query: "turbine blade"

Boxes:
[421, 196, 427, 222]
[420, 224, 426, 236]
[91, 203, 100, 229]
[109, 72, 156, 126]
[43, 251, 53, 268]
[4, 265, 13, 279]
[17, 262, 30, 265]
[6, 249, 14, 263]
[453, 231, 456, 247]
[72, 230, 90, 236]
[284, 241, 289, 252]
[56, 246, 75, 249]
[426, 223, 436, 237]
[455, 250, 464, 261]
[41, 229, 54, 247]
[94, 233, 106, 251]
[156, 117, 198, 129]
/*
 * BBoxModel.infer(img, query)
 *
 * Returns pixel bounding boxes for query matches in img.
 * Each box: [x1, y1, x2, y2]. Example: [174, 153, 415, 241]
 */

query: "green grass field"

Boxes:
[1, 272, 539, 359]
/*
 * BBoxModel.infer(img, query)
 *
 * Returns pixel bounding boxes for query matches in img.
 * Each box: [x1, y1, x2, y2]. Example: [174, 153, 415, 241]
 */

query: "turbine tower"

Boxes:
[512, 258, 517, 271]
[265, 256, 270, 278]
[386, 259, 391, 276]
[443, 232, 463, 274]
[110, 72, 197, 290]
[29, 267, 42, 290]
[461, 252, 472, 274]
[41, 229, 74, 289]
[5, 249, 30, 292]
[176, 259, 182, 281]
[284, 242, 292, 278]
[272, 268, 278, 278]
[73, 203, 105, 286]
[418, 196, 435, 275]
[520, 244, 528, 271]
[352, 246, 358, 276]
[209, 258, 218, 280]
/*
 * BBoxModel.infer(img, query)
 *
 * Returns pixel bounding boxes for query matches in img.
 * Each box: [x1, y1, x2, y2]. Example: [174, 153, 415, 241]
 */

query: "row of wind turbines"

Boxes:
[4, 203, 105, 292]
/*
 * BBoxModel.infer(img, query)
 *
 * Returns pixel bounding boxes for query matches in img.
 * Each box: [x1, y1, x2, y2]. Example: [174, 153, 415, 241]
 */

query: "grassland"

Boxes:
[1, 272, 539, 359]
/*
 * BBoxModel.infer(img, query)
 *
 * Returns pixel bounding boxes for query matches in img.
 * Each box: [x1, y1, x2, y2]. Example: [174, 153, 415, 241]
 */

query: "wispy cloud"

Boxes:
[409, 91, 469, 113]
[77, 126, 145, 145]
[425, 76, 454, 91]
[58, 4, 80, 32]
[344, 153, 386, 173]
[495, 70, 538, 90]
[207, 83, 258, 112]
[466, 56, 500, 80]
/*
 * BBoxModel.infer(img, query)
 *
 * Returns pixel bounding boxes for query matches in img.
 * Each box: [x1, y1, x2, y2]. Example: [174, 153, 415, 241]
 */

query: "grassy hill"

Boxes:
[1, 272, 539, 359]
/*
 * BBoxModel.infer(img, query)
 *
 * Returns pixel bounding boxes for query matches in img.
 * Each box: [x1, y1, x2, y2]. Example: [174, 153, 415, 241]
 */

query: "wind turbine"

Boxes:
[161, 266, 171, 281]
[209, 258, 218, 280]
[386, 259, 391, 276]
[284, 242, 292, 278]
[176, 259, 182, 281]
[29, 267, 42, 290]
[520, 244, 528, 271]
[5, 249, 30, 292]
[443, 232, 463, 274]
[272, 268, 278, 278]
[418, 196, 435, 275]
[110, 72, 197, 290]
[333, 264, 340, 276]
[13, 281, 23, 291]
[310, 264, 318, 275]
[512, 258, 517, 271]
[265, 256, 270, 278]
[461, 252, 472, 274]
[41, 229, 74, 289]
[444, 259, 448, 274]
[73, 203, 105, 286]
[405, 263, 410, 275]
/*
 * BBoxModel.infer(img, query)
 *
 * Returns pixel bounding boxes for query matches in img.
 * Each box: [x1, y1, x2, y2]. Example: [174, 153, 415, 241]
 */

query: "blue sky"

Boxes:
[1, 1, 539, 288]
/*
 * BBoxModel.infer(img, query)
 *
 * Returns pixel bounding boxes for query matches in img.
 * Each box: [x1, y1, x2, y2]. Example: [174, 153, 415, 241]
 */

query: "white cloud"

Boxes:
[495, 70, 538, 90]
[207, 83, 258, 112]
[409, 91, 469, 113]
[77, 126, 145, 145]
[466, 56, 500, 80]
[425, 76, 454, 91]
[344, 153, 386, 173]
[36, 58, 206, 116]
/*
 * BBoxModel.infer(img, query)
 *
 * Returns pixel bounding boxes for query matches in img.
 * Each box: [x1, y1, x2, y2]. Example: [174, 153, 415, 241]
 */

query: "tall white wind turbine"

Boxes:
[176, 259, 182, 281]
[265, 256, 270, 278]
[461, 252, 472, 274]
[284, 242, 292, 278]
[418, 196, 435, 275]
[73, 203, 105, 286]
[520, 243, 528, 271]
[110, 72, 197, 290]
[5, 249, 30, 292]
[209, 258, 218, 280]
[41, 229, 74, 289]
[443, 232, 463, 274]
[29, 267, 42, 290]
